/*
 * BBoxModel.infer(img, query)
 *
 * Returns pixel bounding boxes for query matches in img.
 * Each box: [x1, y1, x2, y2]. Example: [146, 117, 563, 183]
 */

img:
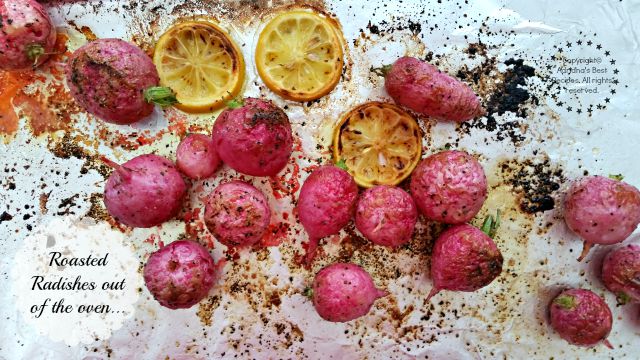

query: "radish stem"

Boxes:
[144, 86, 179, 107]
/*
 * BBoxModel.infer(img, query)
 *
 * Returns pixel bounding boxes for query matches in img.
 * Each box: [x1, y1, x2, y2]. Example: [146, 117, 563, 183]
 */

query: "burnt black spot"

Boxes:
[501, 158, 566, 213]
[0, 211, 13, 223]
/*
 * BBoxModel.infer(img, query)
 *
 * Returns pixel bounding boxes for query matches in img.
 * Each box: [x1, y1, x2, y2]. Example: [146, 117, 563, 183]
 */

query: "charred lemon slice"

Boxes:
[334, 102, 422, 188]
[255, 10, 343, 102]
[153, 21, 245, 112]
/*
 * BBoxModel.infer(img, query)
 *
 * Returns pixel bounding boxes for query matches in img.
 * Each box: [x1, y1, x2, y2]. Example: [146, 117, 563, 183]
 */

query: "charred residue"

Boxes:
[48, 133, 111, 178]
[499, 157, 565, 213]
[457, 46, 539, 145]
[87, 193, 110, 222]
[197, 295, 221, 327]
[365, 18, 422, 37]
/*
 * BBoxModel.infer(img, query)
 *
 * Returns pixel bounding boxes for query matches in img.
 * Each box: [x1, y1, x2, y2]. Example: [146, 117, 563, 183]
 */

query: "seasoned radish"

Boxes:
[427, 214, 503, 301]
[66, 38, 176, 124]
[564, 175, 640, 261]
[355, 185, 418, 247]
[204, 181, 271, 248]
[176, 134, 221, 180]
[103, 154, 187, 228]
[410, 150, 487, 224]
[297, 165, 358, 264]
[212, 98, 293, 177]
[0, 0, 56, 70]
[311, 263, 387, 322]
[549, 289, 613, 349]
[143, 240, 217, 309]
[373, 56, 484, 122]
[601, 244, 640, 304]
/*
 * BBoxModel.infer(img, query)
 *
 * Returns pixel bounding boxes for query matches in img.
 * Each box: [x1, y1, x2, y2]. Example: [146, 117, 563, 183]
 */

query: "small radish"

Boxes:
[0, 0, 57, 70]
[176, 133, 221, 180]
[601, 244, 640, 305]
[311, 263, 388, 322]
[427, 212, 503, 301]
[548, 288, 613, 349]
[103, 154, 186, 228]
[297, 165, 358, 265]
[564, 175, 640, 261]
[372, 56, 484, 123]
[143, 240, 217, 309]
[355, 185, 417, 247]
[410, 150, 487, 224]
[203, 181, 271, 248]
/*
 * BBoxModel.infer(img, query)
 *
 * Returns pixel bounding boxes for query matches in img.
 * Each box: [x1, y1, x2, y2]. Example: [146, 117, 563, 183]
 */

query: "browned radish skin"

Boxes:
[0, 0, 56, 70]
[427, 215, 503, 302]
[203, 181, 271, 248]
[212, 98, 293, 177]
[373, 56, 484, 123]
[143, 240, 217, 309]
[66, 39, 176, 124]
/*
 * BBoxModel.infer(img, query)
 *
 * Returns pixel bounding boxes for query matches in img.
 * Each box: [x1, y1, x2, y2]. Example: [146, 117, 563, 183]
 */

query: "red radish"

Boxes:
[103, 154, 186, 228]
[564, 175, 640, 261]
[203, 181, 271, 248]
[176, 134, 221, 180]
[601, 244, 640, 304]
[410, 150, 487, 224]
[355, 185, 417, 247]
[548, 289, 613, 349]
[66, 39, 176, 124]
[0, 0, 56, 70]
[297, 165, 358, 264]
[373, 56, 484, 122]
[143, 240, 217, 309]
[311, 263, 387, 322]
[212, 98, 293, 177]
[427, 213, 503, 301]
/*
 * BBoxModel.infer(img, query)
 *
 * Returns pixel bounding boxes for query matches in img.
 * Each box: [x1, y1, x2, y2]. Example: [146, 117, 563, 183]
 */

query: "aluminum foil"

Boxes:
[1, 0, 640, 359]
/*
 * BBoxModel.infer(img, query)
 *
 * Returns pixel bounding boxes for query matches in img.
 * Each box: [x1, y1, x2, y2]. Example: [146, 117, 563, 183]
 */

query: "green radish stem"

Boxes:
[144, 87, 179, 107]
[609, 174, 624, 181]
[554, 295, 576, 310]
[303, 287, 313, 298]
[617, 292, 632, 305]
[335, 159, 348, 171]
[481, 209, 501, 238]
[370, 64, 392, 77]
[226, 98, 245, 109]
[26, 44, 46, 66]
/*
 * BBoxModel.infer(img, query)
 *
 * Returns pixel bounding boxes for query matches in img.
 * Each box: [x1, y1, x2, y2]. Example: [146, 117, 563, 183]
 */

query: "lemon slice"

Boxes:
[153, 21, 245, 112]
[333, 102, 422, 188]
[255, 10, 344, 102]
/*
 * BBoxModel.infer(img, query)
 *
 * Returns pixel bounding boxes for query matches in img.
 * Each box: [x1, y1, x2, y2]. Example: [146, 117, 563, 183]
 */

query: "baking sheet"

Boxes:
[1, 0, 640, 359]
